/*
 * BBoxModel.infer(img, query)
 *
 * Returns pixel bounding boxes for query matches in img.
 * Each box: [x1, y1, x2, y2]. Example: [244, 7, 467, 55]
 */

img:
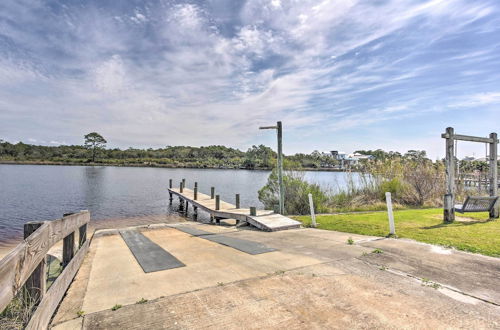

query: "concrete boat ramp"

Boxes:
[168, 187, 301, 231]
[50, 219, 500, 329]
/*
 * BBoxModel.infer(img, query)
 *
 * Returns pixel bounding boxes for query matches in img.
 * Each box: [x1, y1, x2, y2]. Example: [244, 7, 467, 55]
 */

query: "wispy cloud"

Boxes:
[0, 0, 499, 156]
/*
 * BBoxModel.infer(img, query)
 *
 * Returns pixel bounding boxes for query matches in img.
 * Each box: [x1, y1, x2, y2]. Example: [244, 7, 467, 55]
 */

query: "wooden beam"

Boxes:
[0, 211, 90, 312]
[441, 133, 498, 144]
[23, 222, 46, 305]
[63, 232, 75, 267]
[489, 132, 499, 218]
[25, 240, 90, 330]
[444, 127, 455, 223]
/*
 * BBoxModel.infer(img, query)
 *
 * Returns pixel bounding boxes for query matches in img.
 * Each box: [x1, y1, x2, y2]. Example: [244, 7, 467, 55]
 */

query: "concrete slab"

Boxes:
[359, 238, 500, 305]
[53, 223, 500, 329]
[119, 229, 185, 273]
[78, 227, 320, 314]
[83, 263, 500, 329]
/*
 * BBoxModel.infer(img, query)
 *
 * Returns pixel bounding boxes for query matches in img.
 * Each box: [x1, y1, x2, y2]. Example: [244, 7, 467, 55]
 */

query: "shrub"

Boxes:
[258, 170, 329, 215]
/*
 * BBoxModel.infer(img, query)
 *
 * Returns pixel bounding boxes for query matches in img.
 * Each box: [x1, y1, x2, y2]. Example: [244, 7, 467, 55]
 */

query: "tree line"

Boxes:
[0, 133, 341, 170]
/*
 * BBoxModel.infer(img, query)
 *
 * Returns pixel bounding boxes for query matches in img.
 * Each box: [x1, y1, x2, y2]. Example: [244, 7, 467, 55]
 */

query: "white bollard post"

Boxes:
[385, 192, 395, 236]
[308, 193, 317, 228]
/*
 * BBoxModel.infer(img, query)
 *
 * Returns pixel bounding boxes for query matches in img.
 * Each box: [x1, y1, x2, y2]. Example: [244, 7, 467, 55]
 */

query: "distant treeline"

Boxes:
[0, 140, 340, 170]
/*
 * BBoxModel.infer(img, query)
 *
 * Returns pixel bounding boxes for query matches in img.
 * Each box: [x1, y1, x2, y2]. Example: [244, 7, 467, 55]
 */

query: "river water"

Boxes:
[0, 164, 360, 245]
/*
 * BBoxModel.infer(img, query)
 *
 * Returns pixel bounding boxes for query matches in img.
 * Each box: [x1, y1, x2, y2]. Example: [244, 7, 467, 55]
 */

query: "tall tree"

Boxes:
[84, 132, 107, 162]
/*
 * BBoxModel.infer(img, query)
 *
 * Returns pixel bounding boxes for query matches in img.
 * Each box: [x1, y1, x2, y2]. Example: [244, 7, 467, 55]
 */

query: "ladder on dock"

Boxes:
[168, 187, 301, 232]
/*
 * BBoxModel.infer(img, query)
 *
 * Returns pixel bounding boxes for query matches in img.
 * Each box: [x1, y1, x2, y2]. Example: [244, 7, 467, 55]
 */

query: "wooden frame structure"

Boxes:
[442, 127, 498, 222]
[0, 211, 90, 329]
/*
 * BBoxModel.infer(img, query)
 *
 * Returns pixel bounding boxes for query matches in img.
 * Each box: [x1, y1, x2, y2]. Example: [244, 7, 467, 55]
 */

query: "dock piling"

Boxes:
[215, 195, 220, 210]
[169, 179, 172, 189]
[236, 194, 240, 209]
[211, 187, 215, 199]
[194, 186, 198, 200]
[250, 207, 257, 216]
[180, 182, 183, 193]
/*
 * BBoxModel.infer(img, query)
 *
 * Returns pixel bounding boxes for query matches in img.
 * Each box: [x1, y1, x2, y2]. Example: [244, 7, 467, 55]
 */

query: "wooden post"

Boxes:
[169, 192, 173, 203]
[169, 179, 172, 189]
[308, 193, 317, 228]
[235, 194, 240, 209]
[78, 223, 87, 248]
[215, 195, 220, 210]
[194, 187, 198, 200]
[179, 197, 184, 211]
[193, 206, 198, 220]
[63, 232, 75, 267]
[386, 192, 396, 235]
[23, 222, 46, 304]
[490, 132, 499, 218]
[180, 182, 183, 193]
[250, 207, 257, 216]
[211, 187, 215, 199]
[444, 127, 455, 223]
[182, 178, 186, 188]
[194, 182, 198, 189]
[277, 121, 285, 215]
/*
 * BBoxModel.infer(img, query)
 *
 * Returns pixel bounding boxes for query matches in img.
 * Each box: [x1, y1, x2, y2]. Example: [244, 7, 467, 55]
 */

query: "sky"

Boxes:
[0, 0, 499, 159]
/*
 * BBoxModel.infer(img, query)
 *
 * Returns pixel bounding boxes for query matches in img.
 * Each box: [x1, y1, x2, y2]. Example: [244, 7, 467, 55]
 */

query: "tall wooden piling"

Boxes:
[194, 186, 198, 200]
[444, 127, 455, 223]
[235, 194, 240, 209]
[211, 187, 215, 199]
[169, 179, 172, 189]
[215, 195, 220, 210]
[490, 132, 499, 218]
[250, 207, 257, 216]
[180, 182, 183, 193]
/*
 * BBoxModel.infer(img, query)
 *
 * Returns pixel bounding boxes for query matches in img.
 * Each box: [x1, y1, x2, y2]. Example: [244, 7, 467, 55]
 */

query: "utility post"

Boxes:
[260, 121, 285, 215]
[489, 132, 499, 218]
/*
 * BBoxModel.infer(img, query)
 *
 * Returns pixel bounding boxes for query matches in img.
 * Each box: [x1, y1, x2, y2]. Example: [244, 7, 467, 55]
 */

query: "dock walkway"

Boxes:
[167, 187, 301, 231]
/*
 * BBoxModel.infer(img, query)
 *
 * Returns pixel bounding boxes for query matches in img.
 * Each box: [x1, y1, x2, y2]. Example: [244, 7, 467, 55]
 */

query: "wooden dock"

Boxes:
[168, 187, 301, 232]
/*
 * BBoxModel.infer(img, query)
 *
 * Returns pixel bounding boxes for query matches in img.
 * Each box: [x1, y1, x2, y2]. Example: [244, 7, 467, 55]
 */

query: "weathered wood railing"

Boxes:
[0, 210, 90, 329]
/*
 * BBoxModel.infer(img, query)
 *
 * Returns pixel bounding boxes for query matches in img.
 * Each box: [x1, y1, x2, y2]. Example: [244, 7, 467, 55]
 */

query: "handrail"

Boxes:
[0, 210, 90, 329]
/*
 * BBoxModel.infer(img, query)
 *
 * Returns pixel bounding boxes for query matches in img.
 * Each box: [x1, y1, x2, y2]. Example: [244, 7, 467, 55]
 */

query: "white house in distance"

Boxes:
[330, 151, 374, 169]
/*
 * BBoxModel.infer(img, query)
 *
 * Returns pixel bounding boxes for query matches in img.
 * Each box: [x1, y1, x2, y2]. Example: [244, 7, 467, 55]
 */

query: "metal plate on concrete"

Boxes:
[119, 229, 185, 273]
[202, 235, 276, 255]
[174, 226, 214, 237]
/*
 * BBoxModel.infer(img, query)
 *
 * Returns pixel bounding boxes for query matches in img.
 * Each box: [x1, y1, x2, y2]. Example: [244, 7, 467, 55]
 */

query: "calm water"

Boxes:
[0, 164, 358, 243]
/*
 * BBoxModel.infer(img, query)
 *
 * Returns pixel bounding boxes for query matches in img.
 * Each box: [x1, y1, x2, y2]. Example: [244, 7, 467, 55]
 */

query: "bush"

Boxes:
[258, 170, 329, 215]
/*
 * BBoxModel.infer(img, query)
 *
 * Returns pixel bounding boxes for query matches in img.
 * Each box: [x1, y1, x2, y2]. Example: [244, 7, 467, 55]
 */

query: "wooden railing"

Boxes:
[0, 210, 90, 329]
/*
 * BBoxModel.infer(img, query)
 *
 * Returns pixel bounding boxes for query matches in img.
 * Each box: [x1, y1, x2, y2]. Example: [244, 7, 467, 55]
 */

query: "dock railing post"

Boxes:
[23, 222, 46, 305]
[386, 192, 396, 236]
[215, 195, 220, 210]
[235, 194, 240, 209]
[308, 193, 317, 228]
[250, 207, 257, 216]
[211, 187, 215, 199]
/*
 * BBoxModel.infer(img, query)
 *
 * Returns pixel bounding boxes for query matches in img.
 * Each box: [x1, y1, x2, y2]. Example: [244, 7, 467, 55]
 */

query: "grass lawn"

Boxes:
[293, 209, 500, 257]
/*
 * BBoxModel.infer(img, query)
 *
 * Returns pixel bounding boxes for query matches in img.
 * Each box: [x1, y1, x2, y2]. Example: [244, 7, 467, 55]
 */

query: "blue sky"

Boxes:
[0, 0, 499, 159]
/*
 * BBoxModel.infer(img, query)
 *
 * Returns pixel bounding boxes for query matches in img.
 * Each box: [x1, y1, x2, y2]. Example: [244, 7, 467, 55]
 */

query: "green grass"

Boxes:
[294, 209, 500, 257]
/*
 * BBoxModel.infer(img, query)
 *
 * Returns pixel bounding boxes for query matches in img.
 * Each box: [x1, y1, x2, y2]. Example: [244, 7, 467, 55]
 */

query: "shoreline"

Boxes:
[0, 160, 349, 172]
